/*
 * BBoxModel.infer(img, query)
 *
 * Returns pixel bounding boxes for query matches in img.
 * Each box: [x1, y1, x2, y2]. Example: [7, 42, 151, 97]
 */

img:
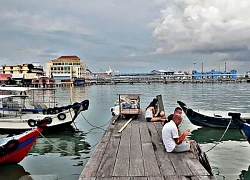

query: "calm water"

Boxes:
[1, 83, 250, 180]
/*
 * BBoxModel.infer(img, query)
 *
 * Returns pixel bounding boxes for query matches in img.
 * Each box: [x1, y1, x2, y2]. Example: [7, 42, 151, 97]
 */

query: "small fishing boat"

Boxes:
[177, 100, 250, 128]
[0, 117, 51, 165]
[110, 94, 141, 119]
[0, 87, 89, 133]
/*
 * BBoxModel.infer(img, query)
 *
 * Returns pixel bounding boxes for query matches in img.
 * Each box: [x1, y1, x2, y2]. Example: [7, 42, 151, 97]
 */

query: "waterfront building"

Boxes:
[1, 63, 43, 76]
[45, 56, 89, 84]
[192, 69, 237, 79]
[0, 63, 44, 85]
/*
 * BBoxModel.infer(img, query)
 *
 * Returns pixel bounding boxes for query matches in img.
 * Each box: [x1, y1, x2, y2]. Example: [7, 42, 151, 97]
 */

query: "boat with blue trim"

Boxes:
[0, 87, 89, 133]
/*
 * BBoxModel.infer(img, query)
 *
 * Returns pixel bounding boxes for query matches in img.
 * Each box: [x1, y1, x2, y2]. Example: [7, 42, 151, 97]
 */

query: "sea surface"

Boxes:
[1, 83, 250, 180]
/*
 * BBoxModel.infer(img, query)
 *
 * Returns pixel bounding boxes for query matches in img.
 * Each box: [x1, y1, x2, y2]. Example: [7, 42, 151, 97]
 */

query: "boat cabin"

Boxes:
[0, 87, 58, 114]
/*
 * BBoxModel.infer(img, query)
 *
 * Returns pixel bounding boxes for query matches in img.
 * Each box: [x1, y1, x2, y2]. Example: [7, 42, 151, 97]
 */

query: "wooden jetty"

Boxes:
[79, 115, 216, 180]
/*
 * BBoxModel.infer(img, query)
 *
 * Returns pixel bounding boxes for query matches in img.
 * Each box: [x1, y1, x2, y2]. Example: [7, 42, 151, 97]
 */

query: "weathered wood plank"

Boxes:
[148, 177, 165, 180]
[129, 122, 144, 176]
[167, 153, 193, 176]
[130, 177, 148, 180]
[79, 124, 114, 179]
[180, 152, 210, 176]
[80, 178, 96, 180]
[164, 176, 190, 180]
[96, 177, 129, 180]
[96, 136, 120, 177]
[191, 176, 216, 180]
[154, 121, 164, 139]
[140, 122, 151, 144]
[141, 142, 161, 176]
[113, 123, 131, 176]
[147, 122, 176, 176]
[97, 121, 124, 178]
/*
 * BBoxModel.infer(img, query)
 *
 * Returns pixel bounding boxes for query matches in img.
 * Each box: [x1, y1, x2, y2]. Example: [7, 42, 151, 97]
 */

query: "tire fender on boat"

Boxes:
[3, 139, 19, 154]
[43, 117, 53, 124]
[57, 113, 66, 120]
[47, 108, 54, 114]
[28, 119, 37, 127]
[42, 109, 47, 115]
[53, 107, 60, 114]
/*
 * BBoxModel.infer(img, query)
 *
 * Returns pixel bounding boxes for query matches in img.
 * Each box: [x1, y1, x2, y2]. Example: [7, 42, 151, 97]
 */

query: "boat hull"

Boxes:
[177, 101, 250, 128]
[0, 121, 47, 164]
[0, 100, 89, 134]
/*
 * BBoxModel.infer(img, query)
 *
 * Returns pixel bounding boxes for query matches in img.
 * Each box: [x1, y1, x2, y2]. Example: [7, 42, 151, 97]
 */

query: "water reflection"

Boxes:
[30, 130, 91, 156]
[0, 164, 30, 180]
[190, 127, 246, 144]
[239, 165, 250, 180]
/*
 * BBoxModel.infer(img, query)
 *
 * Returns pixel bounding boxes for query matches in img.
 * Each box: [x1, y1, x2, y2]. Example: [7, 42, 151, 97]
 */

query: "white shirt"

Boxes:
[145, 109, 153, 118]
[162, 120, 179, 152]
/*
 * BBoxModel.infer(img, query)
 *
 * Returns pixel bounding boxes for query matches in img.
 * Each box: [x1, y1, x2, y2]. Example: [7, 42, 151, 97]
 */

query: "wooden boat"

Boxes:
[0, 87, 89, 133]
[110, 94, 141, 119]
[0, 118, 51, 165]
[177, 100, 250, 128]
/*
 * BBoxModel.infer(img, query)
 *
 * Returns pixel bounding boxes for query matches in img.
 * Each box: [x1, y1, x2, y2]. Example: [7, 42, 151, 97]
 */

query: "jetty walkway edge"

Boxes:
[79, 114, 216, 180]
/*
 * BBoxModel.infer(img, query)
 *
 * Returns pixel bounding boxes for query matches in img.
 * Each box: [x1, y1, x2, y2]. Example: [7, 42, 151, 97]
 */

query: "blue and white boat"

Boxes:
[0, 87, 89, 133]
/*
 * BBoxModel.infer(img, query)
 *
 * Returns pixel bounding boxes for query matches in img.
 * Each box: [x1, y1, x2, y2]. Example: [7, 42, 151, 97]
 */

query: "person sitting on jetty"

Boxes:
[162, 114, 193, 153]
[145, 101, 166, 122]
[164, 107, 183, 125]
[152, 98, 160, 117]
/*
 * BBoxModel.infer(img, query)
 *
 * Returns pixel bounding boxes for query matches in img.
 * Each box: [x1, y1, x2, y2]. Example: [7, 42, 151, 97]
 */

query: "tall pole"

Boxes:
[202, 63, 204, 79]
[225, 62, 226, 72]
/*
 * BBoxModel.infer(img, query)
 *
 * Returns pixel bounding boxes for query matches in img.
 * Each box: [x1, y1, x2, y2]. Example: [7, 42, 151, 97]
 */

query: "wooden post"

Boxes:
[156, 95, 165, 113]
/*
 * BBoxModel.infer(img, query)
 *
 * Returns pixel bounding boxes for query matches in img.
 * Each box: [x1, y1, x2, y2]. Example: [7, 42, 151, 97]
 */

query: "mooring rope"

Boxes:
[36, 129, 73, 154]
[36, 129, 98, 154]
[205, 118, 232, 153]
[80, 112, 111, 130]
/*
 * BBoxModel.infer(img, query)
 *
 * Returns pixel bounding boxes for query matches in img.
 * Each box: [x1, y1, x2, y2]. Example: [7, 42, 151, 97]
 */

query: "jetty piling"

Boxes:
[79, 114, 216, 180]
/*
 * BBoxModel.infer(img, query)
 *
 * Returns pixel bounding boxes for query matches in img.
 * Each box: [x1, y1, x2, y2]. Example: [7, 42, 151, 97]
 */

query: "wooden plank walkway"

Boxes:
[79, 115, 216, 180]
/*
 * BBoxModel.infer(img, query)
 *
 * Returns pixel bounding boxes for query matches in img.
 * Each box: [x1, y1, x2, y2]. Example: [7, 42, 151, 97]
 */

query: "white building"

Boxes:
[45, 56, 89, 84]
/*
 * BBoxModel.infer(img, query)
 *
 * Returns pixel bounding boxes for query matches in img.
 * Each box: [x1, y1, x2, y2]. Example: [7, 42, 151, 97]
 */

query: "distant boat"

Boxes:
[177, 100, 250, 128]
[73, 78, 85, 86]
[0, 118, 51, 165]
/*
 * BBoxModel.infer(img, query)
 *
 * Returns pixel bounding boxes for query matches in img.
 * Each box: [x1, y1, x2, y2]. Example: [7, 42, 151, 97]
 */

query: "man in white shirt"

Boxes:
[162, 114, 192, 152]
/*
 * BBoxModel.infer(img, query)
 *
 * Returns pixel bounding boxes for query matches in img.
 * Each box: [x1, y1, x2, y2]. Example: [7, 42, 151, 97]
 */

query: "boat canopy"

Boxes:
[0, 95, 20, 99]
[0, 87, 55, 92]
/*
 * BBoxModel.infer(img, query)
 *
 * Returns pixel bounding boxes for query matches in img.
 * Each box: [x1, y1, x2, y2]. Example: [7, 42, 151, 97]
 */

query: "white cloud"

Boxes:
[151, 0, 250, 62]
[126, 53, 137, 57]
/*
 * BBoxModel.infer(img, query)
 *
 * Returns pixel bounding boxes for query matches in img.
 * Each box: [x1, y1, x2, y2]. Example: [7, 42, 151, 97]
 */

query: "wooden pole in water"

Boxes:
[156, 95, 165, 113]
[118, 117, 134, 133]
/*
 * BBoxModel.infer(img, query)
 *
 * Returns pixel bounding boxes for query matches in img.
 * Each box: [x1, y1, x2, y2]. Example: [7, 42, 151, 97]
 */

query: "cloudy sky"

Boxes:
[0, 0, 250, 73]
